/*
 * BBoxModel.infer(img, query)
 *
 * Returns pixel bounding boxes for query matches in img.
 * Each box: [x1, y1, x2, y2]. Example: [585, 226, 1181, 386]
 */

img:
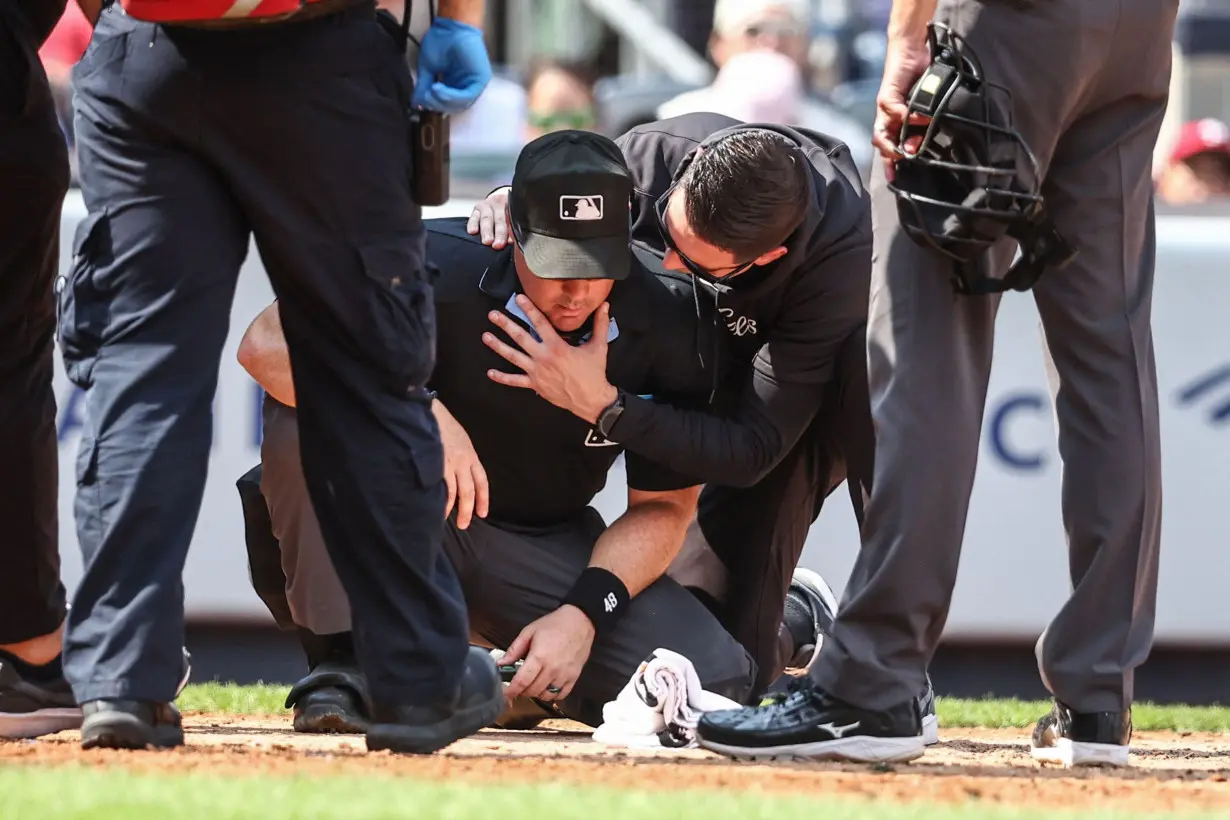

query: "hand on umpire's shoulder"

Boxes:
[465, 187, 511, 249]
[431, 399, 489, 529]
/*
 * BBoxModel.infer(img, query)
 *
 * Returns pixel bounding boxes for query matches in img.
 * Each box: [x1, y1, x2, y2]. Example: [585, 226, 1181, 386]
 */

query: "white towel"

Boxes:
[592, 648, 741, 750]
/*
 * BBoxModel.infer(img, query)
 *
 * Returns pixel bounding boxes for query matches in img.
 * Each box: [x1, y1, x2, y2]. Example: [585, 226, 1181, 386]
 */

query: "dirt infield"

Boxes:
[4, 714, 1230, 813]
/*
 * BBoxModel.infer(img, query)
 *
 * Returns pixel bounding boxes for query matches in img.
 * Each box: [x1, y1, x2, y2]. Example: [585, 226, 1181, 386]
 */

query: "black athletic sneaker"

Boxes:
[365, 646, 504, 754]
[1031, 701, 1132, 767]
[0, 658, 81, 740]
[779, 569, 939, 748]
[81, 700, 185, 749]
[782, 569, 839, 670]
[697, 679, 925, 763]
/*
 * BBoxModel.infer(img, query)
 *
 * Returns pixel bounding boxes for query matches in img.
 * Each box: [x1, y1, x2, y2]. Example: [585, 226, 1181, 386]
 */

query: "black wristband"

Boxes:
[561, 567, 630, 637]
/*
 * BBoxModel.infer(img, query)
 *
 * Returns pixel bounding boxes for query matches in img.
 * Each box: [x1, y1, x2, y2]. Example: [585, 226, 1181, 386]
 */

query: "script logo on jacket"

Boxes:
[718, 307, 758, 337]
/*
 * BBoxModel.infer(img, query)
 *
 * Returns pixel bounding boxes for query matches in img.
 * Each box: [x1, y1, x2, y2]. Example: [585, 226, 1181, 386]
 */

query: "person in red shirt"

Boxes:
[35, 0, 90, 158]
[1156, 118, 1230, 204]
[38, 0, 90, 84]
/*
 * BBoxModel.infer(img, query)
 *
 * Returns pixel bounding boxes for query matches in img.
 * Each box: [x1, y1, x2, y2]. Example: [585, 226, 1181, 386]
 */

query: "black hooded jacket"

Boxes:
[606, 113, 872, 487]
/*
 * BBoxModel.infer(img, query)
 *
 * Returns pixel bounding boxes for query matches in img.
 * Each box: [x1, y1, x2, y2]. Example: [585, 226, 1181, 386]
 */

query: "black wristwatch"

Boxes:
[595, 390, 626, 439]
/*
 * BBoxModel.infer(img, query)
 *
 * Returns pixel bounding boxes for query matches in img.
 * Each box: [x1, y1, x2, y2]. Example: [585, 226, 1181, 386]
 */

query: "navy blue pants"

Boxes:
[62, 0, 468, 706]
[0, 1, 70, 646]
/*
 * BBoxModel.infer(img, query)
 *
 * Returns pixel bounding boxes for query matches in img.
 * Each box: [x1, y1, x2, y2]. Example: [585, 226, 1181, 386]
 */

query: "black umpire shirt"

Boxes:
[424, 218, 708, 530]
[605, 112, 873, 488]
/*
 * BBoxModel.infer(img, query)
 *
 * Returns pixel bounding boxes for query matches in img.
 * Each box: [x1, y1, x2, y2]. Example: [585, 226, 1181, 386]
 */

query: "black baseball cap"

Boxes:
[508, 130, 632, 281]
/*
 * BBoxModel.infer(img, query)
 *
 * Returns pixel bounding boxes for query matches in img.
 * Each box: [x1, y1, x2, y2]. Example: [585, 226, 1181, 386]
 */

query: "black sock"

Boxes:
[297, 629, 356, 670]
[0, 649, 64, 684]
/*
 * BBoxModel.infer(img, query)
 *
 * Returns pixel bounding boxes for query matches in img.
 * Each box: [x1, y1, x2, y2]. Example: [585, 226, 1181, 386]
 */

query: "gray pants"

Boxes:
[259, 398, 757, 727]
[812, 0, 1176, 713]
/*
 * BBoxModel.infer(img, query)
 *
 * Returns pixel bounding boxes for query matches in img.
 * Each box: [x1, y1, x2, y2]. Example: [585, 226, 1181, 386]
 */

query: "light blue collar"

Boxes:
[504, 294, 620, 345]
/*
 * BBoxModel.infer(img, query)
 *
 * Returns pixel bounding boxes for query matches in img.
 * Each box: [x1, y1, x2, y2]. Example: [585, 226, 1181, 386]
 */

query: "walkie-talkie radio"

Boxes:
[411, 108, 450, 206]
[401, 0, 450, 206]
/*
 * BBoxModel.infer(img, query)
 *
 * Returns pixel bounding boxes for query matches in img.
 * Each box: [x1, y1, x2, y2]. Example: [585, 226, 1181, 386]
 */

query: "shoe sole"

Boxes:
[366, 687, 505, 755]
[0, 708, 83, 740]
[294, 705, 370, 734]
[700, 734, 926, 763]
[791, 568, 839, 620]
[923, 714, 938, 746]
[1032, 738, 1129, 768]
[81, 712, 184, 750]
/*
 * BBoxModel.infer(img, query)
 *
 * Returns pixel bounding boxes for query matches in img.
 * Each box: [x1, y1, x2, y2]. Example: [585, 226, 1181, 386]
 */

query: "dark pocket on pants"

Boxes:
[56, 210, 114, 388]
[357, 237, 436, 395]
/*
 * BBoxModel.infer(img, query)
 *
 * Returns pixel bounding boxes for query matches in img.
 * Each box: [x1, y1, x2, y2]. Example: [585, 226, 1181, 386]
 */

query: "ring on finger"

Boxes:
[545, 684, 562, 696]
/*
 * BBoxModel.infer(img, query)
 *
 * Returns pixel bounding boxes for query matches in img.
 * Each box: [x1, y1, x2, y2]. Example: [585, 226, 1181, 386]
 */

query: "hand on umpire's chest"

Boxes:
[483, 295, 619, 425]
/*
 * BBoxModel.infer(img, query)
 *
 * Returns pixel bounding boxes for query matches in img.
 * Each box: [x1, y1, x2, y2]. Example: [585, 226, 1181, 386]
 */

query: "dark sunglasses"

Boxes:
[527, 108, 596, 132]
[653, 185, 756, 284]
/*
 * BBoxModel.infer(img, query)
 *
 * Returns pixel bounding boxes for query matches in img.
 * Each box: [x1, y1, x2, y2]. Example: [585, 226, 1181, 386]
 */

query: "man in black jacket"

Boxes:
[464, 113, 936, 742]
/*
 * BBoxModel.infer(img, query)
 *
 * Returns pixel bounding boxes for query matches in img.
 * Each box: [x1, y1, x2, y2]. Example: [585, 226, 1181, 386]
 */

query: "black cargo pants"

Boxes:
[61, 1, 468, 706]
[0, 0, 71, 646]
[684, 324, 874, 695]
[238, 398, 757, 728]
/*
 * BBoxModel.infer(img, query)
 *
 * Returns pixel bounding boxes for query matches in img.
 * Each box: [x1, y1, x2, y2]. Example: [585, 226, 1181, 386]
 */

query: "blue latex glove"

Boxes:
[412, 17, 492, 114]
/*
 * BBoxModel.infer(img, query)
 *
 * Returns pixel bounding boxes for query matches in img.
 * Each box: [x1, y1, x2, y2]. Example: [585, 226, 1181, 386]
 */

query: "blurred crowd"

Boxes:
[39, 0, 1230, 205]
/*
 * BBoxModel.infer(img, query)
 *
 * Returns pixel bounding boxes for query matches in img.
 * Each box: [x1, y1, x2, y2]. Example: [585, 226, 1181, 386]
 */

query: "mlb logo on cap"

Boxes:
[560, 195, 604, 221]
[509, 130, 632, 281]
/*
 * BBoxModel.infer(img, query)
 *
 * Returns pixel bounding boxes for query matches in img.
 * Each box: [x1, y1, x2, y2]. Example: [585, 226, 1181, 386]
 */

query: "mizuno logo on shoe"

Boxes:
[818, 720, 861, 739]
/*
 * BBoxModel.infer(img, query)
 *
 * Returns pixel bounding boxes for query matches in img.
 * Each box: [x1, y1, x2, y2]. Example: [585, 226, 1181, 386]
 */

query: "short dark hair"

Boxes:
[523, 58, 596, 101]
[679, 129, 811, 260]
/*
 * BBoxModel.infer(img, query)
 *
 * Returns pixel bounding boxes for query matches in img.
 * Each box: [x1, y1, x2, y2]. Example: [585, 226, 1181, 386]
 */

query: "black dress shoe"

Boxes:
[365, 646, 503, 755]
[697, 679, 925, 763]
[1031, 701, 1132, 768]
[81, 700, 184, 750]
[285, 662, 371, 734]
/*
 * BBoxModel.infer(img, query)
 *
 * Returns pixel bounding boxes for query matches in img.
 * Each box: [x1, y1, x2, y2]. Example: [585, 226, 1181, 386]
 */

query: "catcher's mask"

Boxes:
[888, 23, 1077, 296]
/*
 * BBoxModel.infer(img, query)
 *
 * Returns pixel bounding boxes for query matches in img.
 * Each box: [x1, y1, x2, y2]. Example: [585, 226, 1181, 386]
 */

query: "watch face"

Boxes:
[599, 405, 623, 437]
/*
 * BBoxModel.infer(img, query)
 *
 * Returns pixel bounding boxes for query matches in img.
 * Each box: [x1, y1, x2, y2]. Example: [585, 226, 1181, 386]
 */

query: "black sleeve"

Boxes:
[624, 447, 701, 493]
[611, 235, 872, 488]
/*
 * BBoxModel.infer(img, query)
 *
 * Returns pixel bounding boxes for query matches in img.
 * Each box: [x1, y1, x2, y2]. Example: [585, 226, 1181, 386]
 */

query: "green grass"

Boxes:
[176, 683, 1230, 733]
[2, 766, 1227, 820]
[177, 682, 289, 715]
[937, 698, 1230, 732]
